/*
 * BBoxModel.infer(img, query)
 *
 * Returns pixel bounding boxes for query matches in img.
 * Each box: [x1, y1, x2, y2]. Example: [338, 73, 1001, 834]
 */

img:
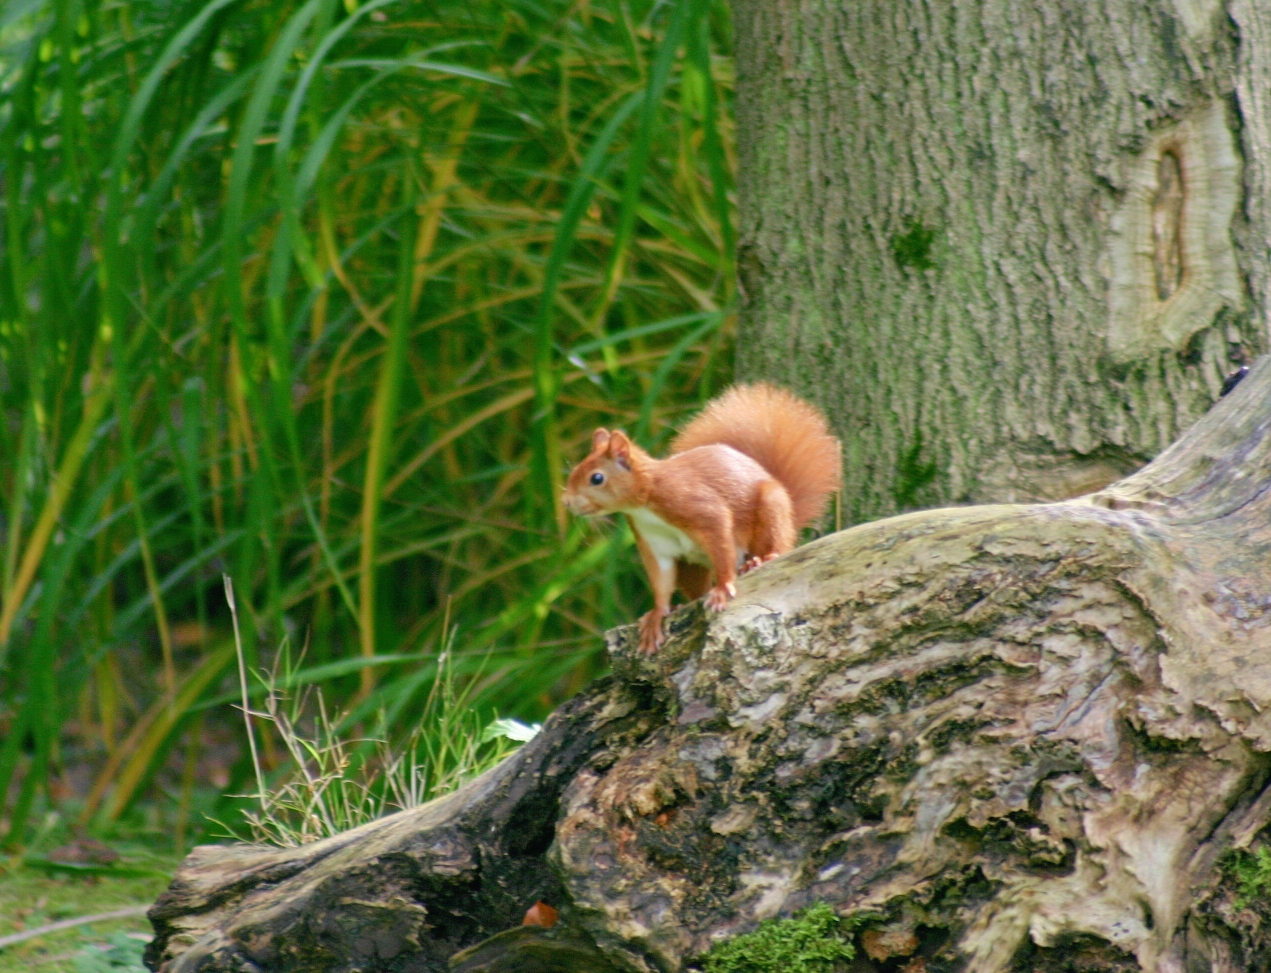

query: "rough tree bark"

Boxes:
[149, 355, 1271, 973]
[732, 0, 1271, 523]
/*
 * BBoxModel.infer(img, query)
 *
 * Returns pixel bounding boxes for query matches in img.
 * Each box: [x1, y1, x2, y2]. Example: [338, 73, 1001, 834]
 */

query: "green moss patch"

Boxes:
[891, 220, 938, 271]
[699, 902, 869, 973]
[1224, 846, 1271, 909]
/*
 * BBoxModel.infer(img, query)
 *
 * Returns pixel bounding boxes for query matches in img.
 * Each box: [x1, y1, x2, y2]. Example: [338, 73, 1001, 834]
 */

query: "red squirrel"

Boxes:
[562, 383, 841, 653]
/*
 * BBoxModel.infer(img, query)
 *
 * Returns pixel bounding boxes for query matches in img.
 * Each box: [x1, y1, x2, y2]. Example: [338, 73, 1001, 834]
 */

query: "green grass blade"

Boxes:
[357, 167, 417, 695]
[528, 90, 643, 529]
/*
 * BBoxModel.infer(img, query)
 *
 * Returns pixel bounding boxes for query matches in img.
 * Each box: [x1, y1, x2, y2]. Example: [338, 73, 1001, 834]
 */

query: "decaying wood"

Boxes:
[149, 357, 1271, 973]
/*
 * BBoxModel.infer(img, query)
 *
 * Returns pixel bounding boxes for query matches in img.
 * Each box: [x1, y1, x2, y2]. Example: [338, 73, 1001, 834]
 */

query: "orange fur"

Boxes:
[670, 382, 841, 527]
[561, 385, 841, 652]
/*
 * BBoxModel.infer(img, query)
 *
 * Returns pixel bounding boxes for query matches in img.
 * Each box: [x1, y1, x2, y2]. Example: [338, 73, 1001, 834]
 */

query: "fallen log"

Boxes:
[148, 356, 1271, 973]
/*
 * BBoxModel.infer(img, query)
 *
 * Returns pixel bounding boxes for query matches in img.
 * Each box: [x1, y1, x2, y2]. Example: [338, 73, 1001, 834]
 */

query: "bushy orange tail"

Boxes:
[670, 383, 842, 527]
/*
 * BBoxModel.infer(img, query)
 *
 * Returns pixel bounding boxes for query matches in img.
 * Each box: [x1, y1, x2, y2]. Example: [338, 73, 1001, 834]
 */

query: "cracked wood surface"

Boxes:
[149, 357, 1271, 972]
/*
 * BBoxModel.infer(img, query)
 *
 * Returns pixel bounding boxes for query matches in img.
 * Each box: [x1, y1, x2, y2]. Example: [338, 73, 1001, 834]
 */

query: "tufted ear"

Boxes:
[591, 428, 611, 452]
[608, 429, 632, 469]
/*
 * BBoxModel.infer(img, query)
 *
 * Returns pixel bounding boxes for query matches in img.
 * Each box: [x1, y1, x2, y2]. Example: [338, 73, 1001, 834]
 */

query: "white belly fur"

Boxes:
[625, 508, 711, 567]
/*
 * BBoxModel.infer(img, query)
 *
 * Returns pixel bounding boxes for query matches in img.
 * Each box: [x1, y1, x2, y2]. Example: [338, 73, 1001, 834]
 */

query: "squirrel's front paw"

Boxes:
[703, 582, 736, 611]
[638, 608, 667, 654]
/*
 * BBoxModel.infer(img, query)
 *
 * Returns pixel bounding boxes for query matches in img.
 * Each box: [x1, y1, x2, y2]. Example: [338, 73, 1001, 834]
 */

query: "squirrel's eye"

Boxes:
[589, 471, 605, 486]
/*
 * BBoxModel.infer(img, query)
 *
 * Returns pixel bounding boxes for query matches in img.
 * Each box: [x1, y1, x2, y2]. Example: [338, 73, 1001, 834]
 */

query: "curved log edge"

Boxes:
[148, 356, 1271, 973]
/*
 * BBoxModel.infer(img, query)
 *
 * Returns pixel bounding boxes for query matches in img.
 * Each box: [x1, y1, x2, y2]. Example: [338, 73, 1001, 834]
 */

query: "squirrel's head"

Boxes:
[563, 428, 640, 516]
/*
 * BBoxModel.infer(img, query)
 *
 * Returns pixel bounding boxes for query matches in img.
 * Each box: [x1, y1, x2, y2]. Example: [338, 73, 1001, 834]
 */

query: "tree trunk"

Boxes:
[149, 357, 1271, 973]
[732, 0, 1271, 523]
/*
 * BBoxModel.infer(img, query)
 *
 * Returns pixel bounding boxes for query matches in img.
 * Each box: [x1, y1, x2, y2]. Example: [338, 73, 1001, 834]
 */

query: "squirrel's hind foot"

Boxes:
[740, 553, 780, 575]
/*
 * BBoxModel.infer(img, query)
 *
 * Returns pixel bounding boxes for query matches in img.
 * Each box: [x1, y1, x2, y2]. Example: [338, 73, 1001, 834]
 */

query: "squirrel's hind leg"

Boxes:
[743, 480, 796, 573]
[686, 511, 739, 611]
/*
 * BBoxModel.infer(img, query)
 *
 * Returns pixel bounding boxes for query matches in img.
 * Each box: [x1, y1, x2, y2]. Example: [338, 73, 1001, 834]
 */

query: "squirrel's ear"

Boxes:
[591, 428, 611, 452]
[608, 430, 632, 468]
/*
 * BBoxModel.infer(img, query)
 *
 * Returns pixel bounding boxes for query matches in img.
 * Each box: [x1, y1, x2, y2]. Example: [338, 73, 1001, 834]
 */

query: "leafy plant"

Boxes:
[0, 0, 736, 845]
[699, 903, 863, 973]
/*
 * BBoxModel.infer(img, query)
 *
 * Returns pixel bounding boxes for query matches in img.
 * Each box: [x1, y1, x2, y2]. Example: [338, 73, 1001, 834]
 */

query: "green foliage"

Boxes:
[1226, 846, 1271, 908]
[72, 934, 148, 973]
[0, 818, 176, 973]
[0, 0, 735, 845]
[700, 903, 861, 973]
[224, 625, 534, 847]
[891, 220, 937, 271]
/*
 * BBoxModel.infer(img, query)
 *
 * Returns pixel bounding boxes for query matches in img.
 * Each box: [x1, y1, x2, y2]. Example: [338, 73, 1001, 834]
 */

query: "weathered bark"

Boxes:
[150, 356, 1271, 973]
[733, 0, 1271, 522]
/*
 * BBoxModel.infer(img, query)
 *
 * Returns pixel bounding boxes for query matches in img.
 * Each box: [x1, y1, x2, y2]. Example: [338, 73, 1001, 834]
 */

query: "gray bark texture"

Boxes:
[732, 0, 1271, 523]
[149, 356, 1271, 973]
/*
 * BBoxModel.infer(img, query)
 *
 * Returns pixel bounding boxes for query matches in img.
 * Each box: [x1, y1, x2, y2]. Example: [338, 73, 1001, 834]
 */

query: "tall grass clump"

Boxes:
[0, 0, 735, 846]
[224, 579, 534, 847]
